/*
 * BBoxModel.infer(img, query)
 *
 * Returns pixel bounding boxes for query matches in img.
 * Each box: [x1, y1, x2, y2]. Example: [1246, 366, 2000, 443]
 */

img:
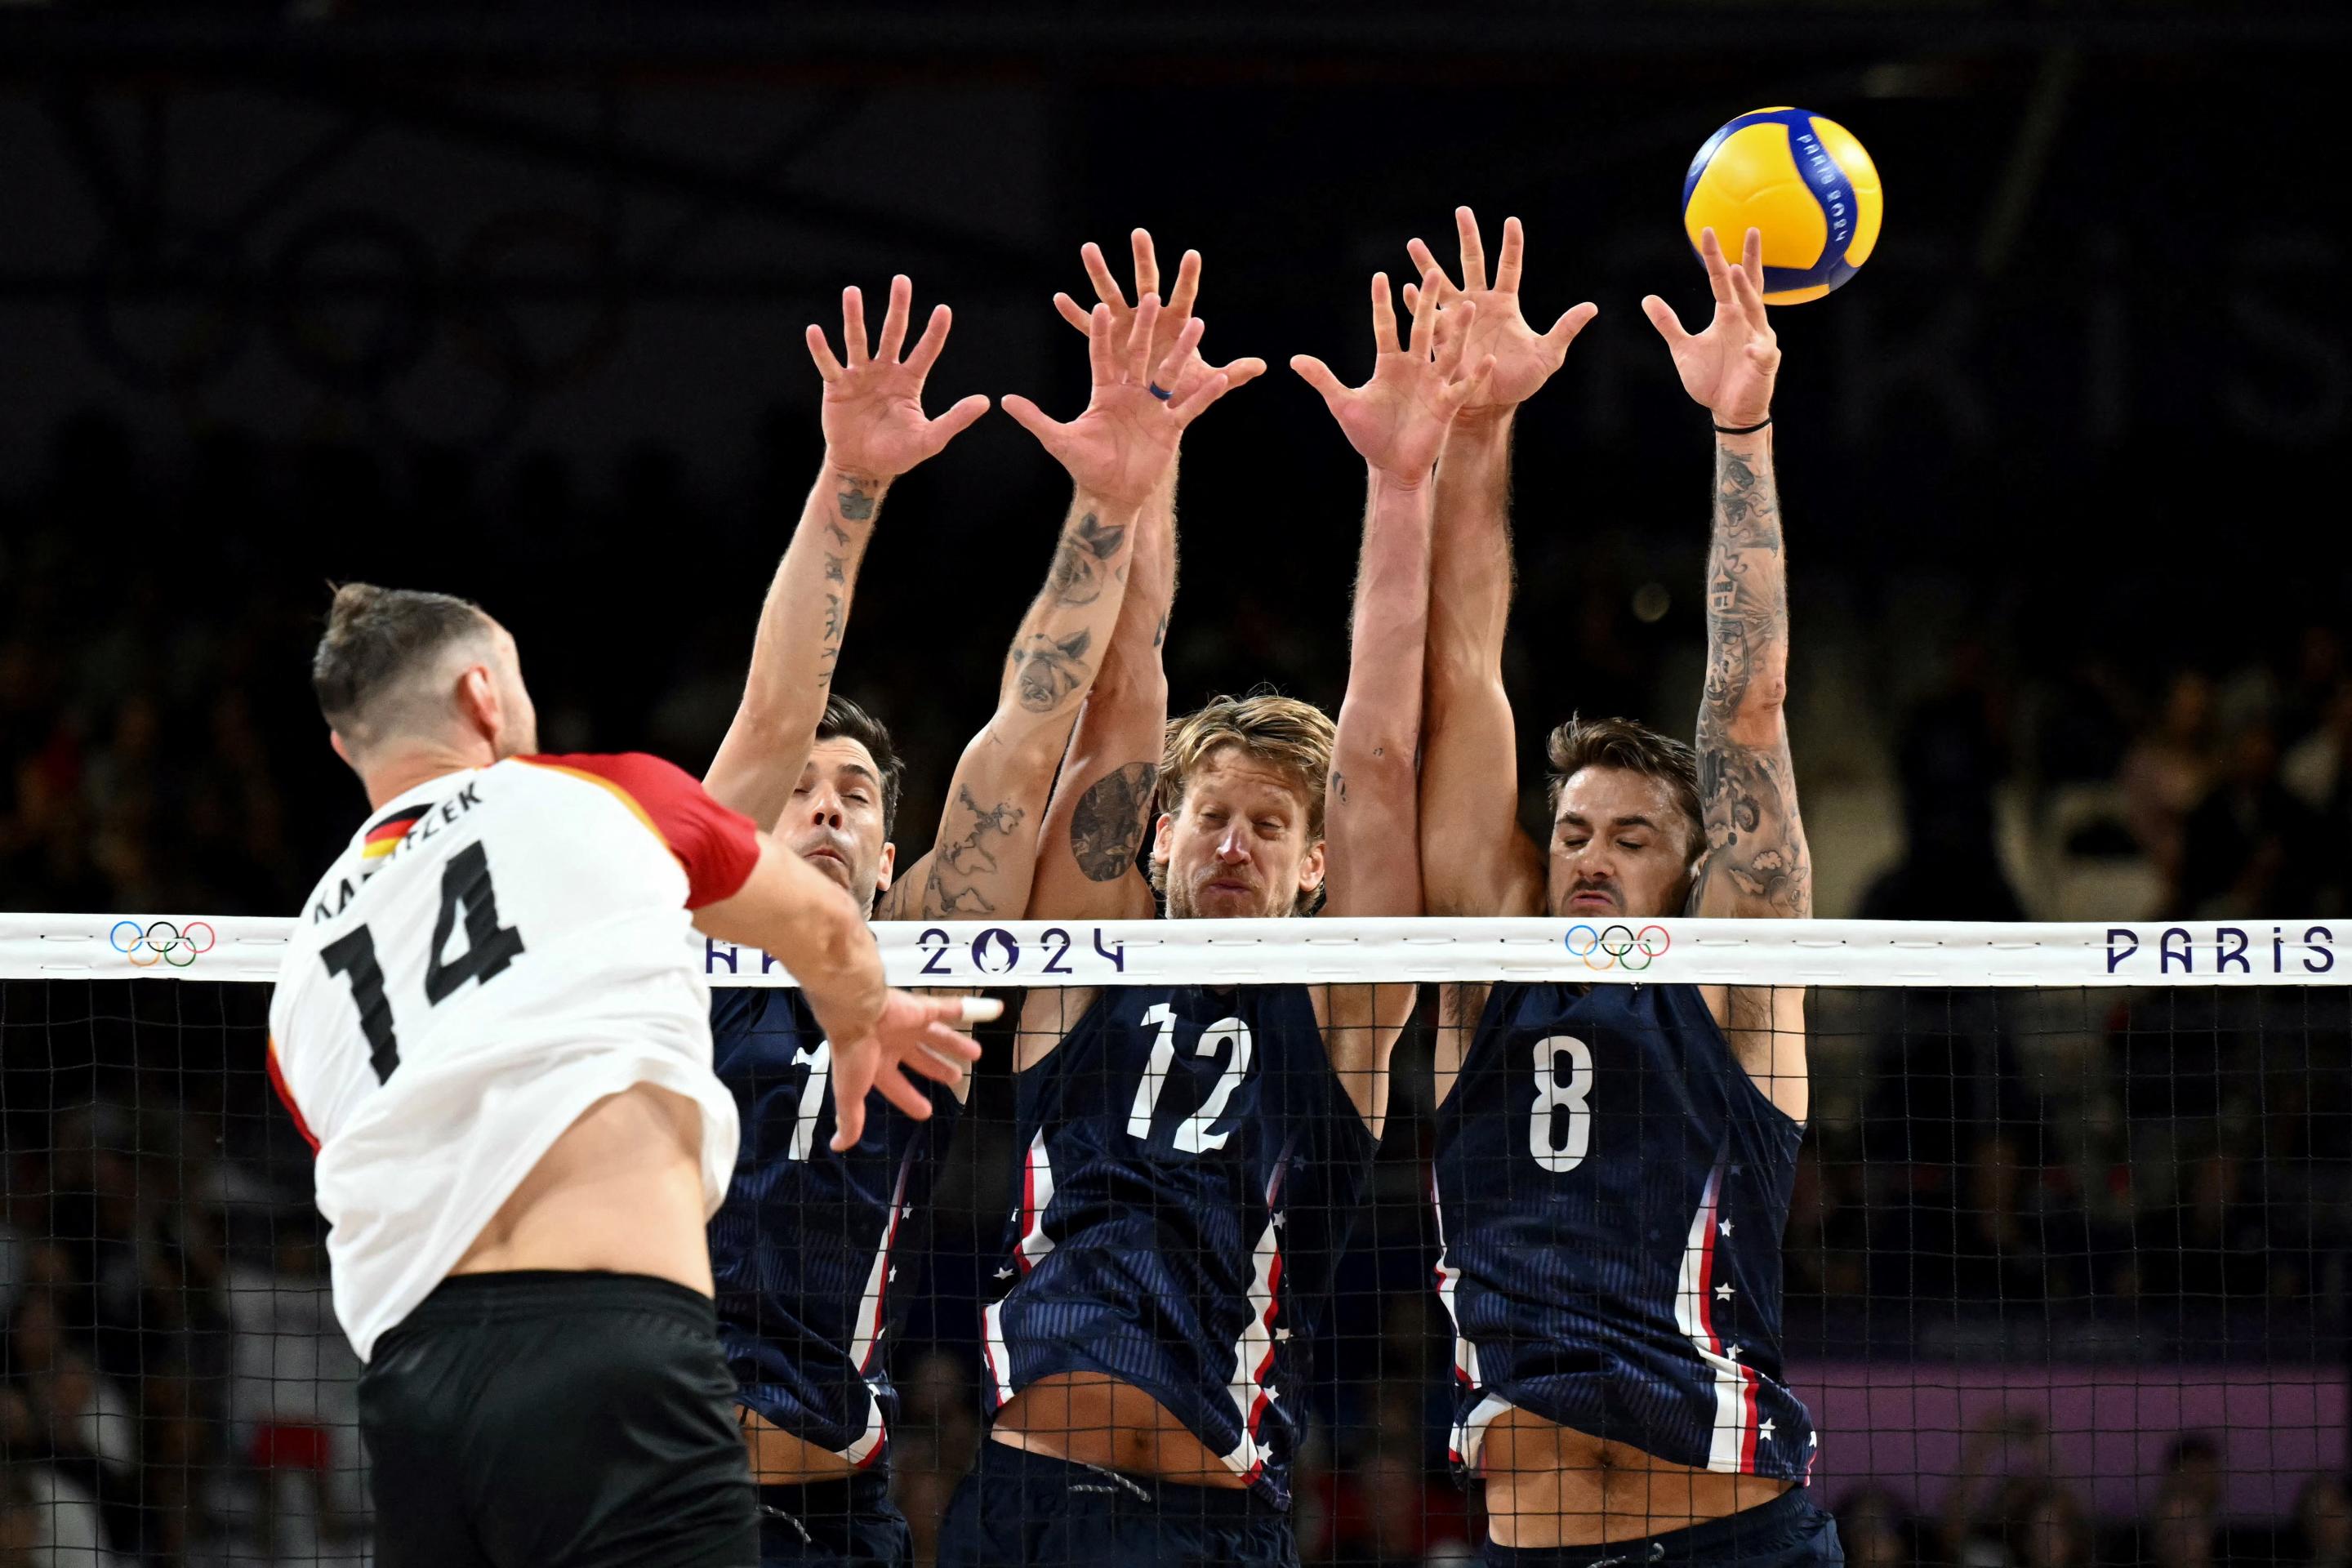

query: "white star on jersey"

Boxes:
[1718, 1218, 1733, 1236]
[1714, 1282, 1734, 1300]
[1760, 1419, 1776, 1439]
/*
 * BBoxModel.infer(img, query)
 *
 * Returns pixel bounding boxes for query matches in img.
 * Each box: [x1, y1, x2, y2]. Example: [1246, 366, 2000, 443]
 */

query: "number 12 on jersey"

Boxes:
[1530, 1034, 1593, 1173]
[1126, 1003, 1254, 1155]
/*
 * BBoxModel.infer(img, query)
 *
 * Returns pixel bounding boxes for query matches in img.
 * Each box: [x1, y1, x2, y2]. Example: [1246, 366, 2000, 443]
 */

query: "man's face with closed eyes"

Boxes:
[785, 737, 896, 915]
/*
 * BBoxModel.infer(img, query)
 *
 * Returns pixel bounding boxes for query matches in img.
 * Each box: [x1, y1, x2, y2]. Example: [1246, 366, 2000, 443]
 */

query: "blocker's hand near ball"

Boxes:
[1294, 270, 1498, 481]
[808, 275, 992, 479]
[1642, 226, 1782, 431]
[1004, 296, 1235, 508]
[1054, 229, 1267, 408]
[1403, 207, 1597, 423]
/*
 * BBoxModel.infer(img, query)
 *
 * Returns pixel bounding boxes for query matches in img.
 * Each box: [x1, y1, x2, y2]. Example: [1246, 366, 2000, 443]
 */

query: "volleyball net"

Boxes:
[0, 914, 2343, 1566]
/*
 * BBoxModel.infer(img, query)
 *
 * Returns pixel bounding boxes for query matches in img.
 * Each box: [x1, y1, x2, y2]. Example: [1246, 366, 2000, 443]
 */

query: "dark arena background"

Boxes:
[2, 5, 2349, 1567]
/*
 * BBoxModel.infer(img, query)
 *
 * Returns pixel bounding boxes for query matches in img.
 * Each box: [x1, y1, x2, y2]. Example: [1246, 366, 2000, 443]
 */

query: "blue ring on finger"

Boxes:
[1148, 383, 1174, 401]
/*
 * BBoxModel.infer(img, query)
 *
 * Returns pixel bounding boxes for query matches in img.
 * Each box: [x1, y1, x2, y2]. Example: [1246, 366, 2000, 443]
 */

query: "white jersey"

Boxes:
[267, 752, 762, 1361]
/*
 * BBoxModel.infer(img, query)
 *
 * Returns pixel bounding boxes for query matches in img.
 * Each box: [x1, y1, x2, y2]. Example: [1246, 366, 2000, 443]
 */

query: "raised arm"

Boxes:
[703, 276, 988, 827]
[1293, 266, 1498, 919]
[1027, 232, 1263, 923]
[872, 477, 1143, 920]
[1644, 226, 1811, 920]
[1405, 211, 1598, 919]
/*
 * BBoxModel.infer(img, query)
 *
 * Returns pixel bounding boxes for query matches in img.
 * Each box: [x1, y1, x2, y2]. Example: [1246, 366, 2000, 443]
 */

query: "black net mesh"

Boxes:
[1, 970, 2345, 1566]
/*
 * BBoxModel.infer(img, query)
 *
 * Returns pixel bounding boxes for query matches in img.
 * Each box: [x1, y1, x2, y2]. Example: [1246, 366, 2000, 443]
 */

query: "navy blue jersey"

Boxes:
[707, 987, 958, 1468]
[978, 984, 1378, 1508]
[1432, 982, 1814, 1481]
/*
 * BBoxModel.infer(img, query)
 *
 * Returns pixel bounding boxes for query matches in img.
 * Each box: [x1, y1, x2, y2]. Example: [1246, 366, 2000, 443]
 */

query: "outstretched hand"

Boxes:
[1292, 270, 1497, 480]
[1004, 296, 1236, 507]
[1641, 226, 1781, 430]
[1054, 229, 1267, 405]
[1403, 207, 1596, 421]
[807, 275, 992, 479]
[826, 991, 1000, 1151]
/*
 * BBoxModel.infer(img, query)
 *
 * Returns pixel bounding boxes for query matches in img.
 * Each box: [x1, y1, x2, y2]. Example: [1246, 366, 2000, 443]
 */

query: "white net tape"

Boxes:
[7, 912, 2348, 987]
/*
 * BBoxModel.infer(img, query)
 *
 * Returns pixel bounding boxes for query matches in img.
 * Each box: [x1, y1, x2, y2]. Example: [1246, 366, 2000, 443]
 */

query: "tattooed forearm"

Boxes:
[1013, 628, 1092, 713]
[1695, 741, 1811, 916]
[1700, 443, 1787, 719]
[837, 481, 877, 522]
[1045, 511, 1129, 607]
[1069, 761, 1158, 881]
[1694, 434, 1810, 920]
[919, 786, 1028, 917]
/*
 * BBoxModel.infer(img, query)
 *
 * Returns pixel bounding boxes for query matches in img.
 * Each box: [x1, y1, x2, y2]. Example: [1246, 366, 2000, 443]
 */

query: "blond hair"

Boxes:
[1152, 692, 1335, 915]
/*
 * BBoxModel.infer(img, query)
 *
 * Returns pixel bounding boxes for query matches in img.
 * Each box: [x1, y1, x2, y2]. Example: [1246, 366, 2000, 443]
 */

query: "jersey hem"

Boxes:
[335, 1054, 736, 1361]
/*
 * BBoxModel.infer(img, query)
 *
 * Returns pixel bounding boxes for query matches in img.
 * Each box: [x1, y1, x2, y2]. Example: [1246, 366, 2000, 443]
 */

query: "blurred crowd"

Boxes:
[9, 413, 2352, 927]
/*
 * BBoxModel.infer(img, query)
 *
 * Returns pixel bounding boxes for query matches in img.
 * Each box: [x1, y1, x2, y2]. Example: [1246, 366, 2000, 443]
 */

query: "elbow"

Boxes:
[1334, 726, 1419, 802]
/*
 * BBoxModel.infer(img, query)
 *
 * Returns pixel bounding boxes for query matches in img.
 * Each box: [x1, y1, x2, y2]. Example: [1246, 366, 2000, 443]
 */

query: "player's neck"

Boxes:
[359, 743, 494, 810]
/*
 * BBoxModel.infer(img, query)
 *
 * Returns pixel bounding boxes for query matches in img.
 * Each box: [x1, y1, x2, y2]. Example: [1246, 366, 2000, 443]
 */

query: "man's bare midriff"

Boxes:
[738, 1409, 858, 1484]
[991, 1372, 1250, 1488]
[1481, 1405, 1791, 1549]
[451, 1082, 714, 1296]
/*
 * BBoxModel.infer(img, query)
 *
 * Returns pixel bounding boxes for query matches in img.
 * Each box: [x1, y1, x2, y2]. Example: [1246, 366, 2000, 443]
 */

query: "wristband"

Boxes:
[1713, 416, 1771, 435]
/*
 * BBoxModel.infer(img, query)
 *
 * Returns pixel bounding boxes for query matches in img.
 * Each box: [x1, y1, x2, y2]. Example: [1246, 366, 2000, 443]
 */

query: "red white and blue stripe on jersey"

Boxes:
[975, 983, 1376, 1510]
[707, 987, 958, 1470]
[1431, 979, 1815, 1482]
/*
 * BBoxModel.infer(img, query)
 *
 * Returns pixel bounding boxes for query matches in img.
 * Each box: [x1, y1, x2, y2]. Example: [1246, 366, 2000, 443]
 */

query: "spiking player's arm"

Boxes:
[1027, 232, 1263, 924]
[705, 276, 989, 829]
[1643, 226, 1811, 921]
[694, 835, 989, 1145]
[1405, 211, 1597, 920]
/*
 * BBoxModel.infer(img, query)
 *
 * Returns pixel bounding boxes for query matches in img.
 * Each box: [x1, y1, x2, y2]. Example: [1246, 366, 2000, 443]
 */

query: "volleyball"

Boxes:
[1682, 107, 1882, 304]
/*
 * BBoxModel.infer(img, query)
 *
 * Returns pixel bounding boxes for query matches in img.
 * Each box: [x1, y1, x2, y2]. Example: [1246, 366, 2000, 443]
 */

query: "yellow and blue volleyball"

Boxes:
[1682, 108, 1882, 305]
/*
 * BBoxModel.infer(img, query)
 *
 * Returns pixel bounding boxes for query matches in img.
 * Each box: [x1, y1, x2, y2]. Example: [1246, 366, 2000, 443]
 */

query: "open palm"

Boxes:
[1641, 226, 1781, 430]
[1294, 270, 1495, 479]
[1004, 296, 1235, 506]
[1054, 229, 1267, 404]
[807, 274, 990, 479]
[1404, 208, 1596, 418]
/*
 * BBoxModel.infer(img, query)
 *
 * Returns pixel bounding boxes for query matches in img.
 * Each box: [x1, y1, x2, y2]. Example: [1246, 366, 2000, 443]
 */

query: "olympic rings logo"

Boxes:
[110, 920, 217, 969]
[1564, 922, 1671, 971]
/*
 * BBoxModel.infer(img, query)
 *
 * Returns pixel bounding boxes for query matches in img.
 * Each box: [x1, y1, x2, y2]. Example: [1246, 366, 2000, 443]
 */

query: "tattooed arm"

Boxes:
[1022, 231, 1259, 925]
[705, 275, 988, 827]
[1689, 428, 1808, 920]
[1643, 226, 1811, 922]
[875, 492, 1141, 920]
[1025, 462, 1178, 924]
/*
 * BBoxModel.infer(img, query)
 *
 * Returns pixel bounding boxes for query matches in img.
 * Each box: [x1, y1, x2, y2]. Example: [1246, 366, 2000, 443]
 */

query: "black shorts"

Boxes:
[937, 1441, 1297, 1568]
[755, 1471, 910, 1567]
[359, 1271, 758, 1568]
[1484, 1486, 1844, 1568]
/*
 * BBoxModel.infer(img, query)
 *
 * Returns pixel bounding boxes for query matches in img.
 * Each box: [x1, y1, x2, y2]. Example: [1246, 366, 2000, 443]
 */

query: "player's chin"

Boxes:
[1189, 881, 1272, 920]
[798, 848, 857, 892]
